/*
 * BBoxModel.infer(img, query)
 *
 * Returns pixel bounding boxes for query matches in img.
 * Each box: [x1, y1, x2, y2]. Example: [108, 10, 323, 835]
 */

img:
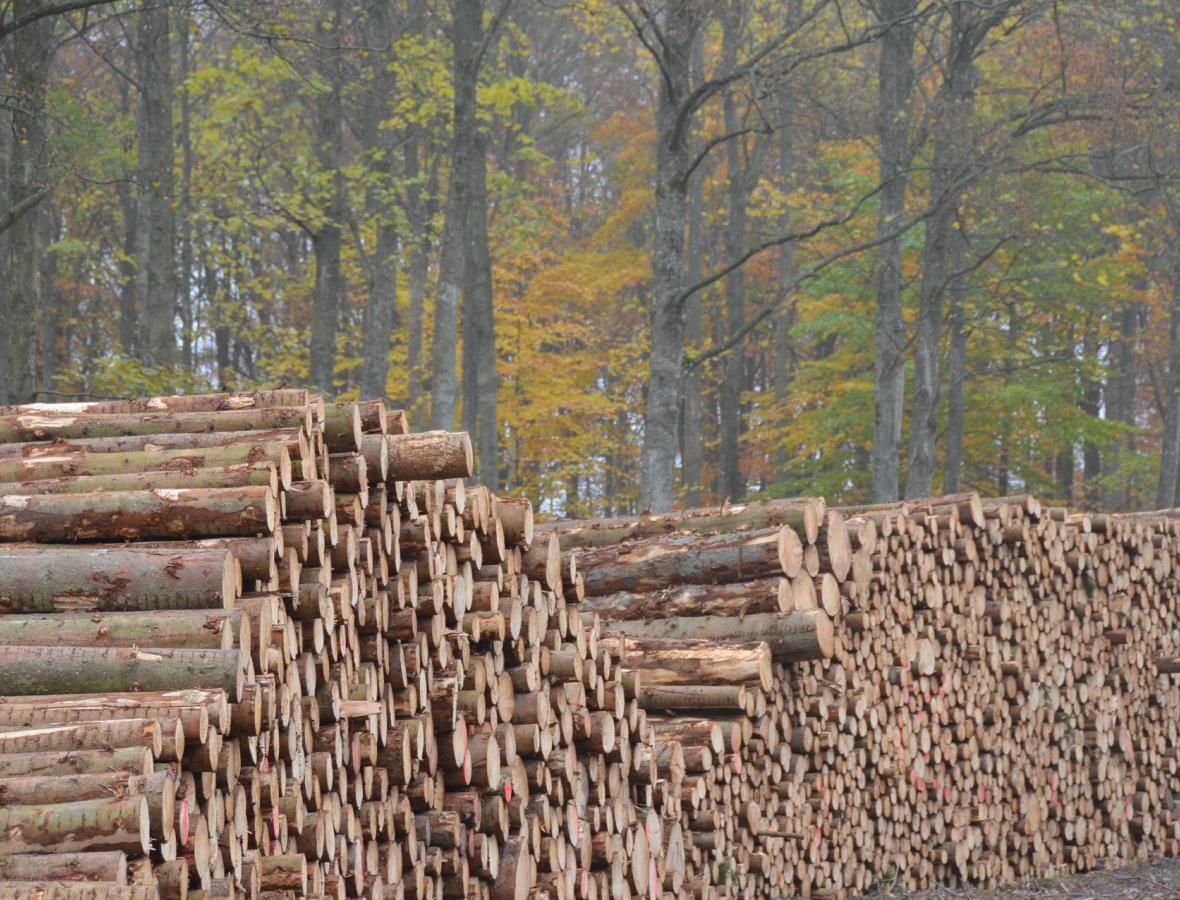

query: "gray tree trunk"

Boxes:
[773, 18, 799, 485]
[1, 1, 52, 404]
[869, 0, 917, 502]
[404, 128, 431, 415]
[639, 3, 698, 513]
[1157, 268, 1180, 507]
[135, 2, 176, 371]
[178, 5, 194, 373]
[465, 128, 498, 489]
[942, 228, 968, 493]
[719, 3, 748, 502]
[430, 0, 482, 430]
[680, 35, 706, 507]
[308, 0, 345, 395]
[1105, 303, 1137, 509]
[357, 0, 401, 402]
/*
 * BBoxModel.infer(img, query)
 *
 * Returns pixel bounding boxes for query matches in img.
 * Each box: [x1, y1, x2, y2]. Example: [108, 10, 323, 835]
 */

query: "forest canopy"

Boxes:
[0, 0, 1176, 516]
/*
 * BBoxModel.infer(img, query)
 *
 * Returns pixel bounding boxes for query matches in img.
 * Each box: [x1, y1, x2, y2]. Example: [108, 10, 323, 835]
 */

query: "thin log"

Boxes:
[602, 610, 833, 662]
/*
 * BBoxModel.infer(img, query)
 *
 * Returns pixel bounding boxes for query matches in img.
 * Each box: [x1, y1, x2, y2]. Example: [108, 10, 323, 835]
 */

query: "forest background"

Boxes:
[0, 0, 1177, 517]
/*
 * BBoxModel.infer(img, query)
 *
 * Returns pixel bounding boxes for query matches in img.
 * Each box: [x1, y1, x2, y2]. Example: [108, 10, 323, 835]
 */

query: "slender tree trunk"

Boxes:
[115, 76, 139, 357]
[431, 0, 482, 430]
[942, 228, 968, 492]
[357, 0, 401, 402]
[773, 14, 799, 485]
[1156, 274, 1180, 508]
[1, 2, 52, 404]
[404, 128, 429, 414]
[640, 4, 697, 513]
[178, 5, 194, 373]
[719, 3, 747, 502]
[870, 0, 917, 502]
[680, 35, 706, 507]
[1081, 330, 1101, 507]
[308, 1, 345, 396]
[135, 2, 176, 372]
[465, 126, 498, 489]
[1106, 303, 1137, 509]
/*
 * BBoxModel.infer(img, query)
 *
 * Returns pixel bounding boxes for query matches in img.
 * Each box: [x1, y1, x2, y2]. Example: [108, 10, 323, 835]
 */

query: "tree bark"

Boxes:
[0, 462, 279, 498]
[0, 0, 53, 404]
[0, 442, 291, 485]
[537, 497, 823, 549]
[576, 578, 788, 621]
[576, 526, 801, 597]
[0, 406, 310, 443]
[601, 636, 772, 690]
[0, 646, 246, 701]
[0, 608, 244, 650]
[0, 486, 277, 542]
[0, 545, 236, 612]
[0, 851, 128, 885]
[603, 609, 833, 661]
[639, 7, 697, 513]
[943, 227, 969, 492]
[308, 0, 345, 395]
[0, 719, 167, 757]
[387, 431, 473, 480]
[0, 796, 151, 856]
[0, 747, 153, 779]
[135, 1, 176, 371]
[869, 0, 917, 502]
[431, 0, 482, 431]
[1156, 282, 1180, 507]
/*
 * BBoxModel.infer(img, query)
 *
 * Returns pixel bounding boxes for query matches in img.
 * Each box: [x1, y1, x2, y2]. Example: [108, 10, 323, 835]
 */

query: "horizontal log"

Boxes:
[0, 487, 276, 542]
[0, 719, 169, 757]
[0, 796, 151, 855]
[602, 610, 833, 662]
[0, 748, 153, 779]
[0, 646, 247, 701]
[387, 431, 473, 480]
[0, 461, 282, 496]
[0, 851, 128, 884]
[0, 689, 224, 736]
[0, 390, 308, 416]
[576, 578, 788, 621]
[577, 527, 801, 596]
[599, 637, 772, 690]
[0, 609, 245, 651]
[0, 884, 159, 899]
[536, 498, 825, 550]
[98, 536, 277, 582]
[0, 407, 311, 443]
[0, 546, 236, 613]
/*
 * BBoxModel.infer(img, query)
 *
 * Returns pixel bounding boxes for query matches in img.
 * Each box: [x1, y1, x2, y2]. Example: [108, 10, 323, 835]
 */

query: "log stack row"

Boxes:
[0, 391, 666, 900]
[544, 494, 1180, 897]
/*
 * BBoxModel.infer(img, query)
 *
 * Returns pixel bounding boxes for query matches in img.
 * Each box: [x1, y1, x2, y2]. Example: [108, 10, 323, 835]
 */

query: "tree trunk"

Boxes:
[387, 430, 473, 480]
[1, 0, 53, 404]
[869, 0, 917, 502]
[601, 636, 772, 690]
[0, 461, 280, 498]
[1157, 282, 1180, 507]
[0, 746, 153, 778]
[0, 608, 243, 650]
[0, 645, 246, 701]
[0, 851, 128, 884]
[0, 406, 310, 442]
[135, 2, 176, 371]
[0, 796, 151, 856]
[431, 0, 482, 431]
[604, 610, 833, 662]
[178, 5, 194, 372]
[308, 0, 345, 395]
[0, 441, 291, 483]
[357, 0, 401, 403]
[0, 486, 277, 542]
[943, 228, 969, 492]
[773, 9, 800, 484]
[576, 578, 788, 622]
[0, 545, 236, 612]
[640, 3, 698, 513]
[576, 526, 802, 596]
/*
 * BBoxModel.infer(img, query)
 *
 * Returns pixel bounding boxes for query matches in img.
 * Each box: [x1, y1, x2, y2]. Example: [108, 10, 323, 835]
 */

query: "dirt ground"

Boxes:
[869, 857, 1180, 898]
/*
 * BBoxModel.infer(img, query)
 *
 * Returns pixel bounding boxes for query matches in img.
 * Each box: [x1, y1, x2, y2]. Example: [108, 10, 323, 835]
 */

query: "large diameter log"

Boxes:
[536, 497, 824, 550]
[0, 389, 308, 416]
[0, 884, 159, 899]
[0, 719, 166, 757]
[0, 407, 311, 443]
[638, 685, 749, 714]
[494, 497, 534, 548]
[817, 509, 852, 582]
[0, 487, 276, 542]
[106, 536, 277, 582]
[0, 796, 151, 855]
[0, 851, 128, 884]
[0, 748, 153, 778]
[576, 526, 801, 596]
[0, 462, 281, 497]
[0, 646, 246, 701]
[0, 690, 226, 737]
[0, 428, 308, 462]
[576, 578, 788, 621]
[0, 546, 236, 613]
[0, 609, 244, 651]
[387, 432, 473, 480]
[492, 835, 530, 900]
[602, 610, 833, 661]
[0, 771, 173, 813]
[0, 442, 292, 484]
[598, 637, 772, 691]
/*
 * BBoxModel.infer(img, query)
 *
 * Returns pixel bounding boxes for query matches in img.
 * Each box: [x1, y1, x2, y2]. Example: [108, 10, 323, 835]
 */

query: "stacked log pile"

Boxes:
[0, 391, 1176, 900]
[0, 391, 662, 900]
[546, 495, 1180, 897]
